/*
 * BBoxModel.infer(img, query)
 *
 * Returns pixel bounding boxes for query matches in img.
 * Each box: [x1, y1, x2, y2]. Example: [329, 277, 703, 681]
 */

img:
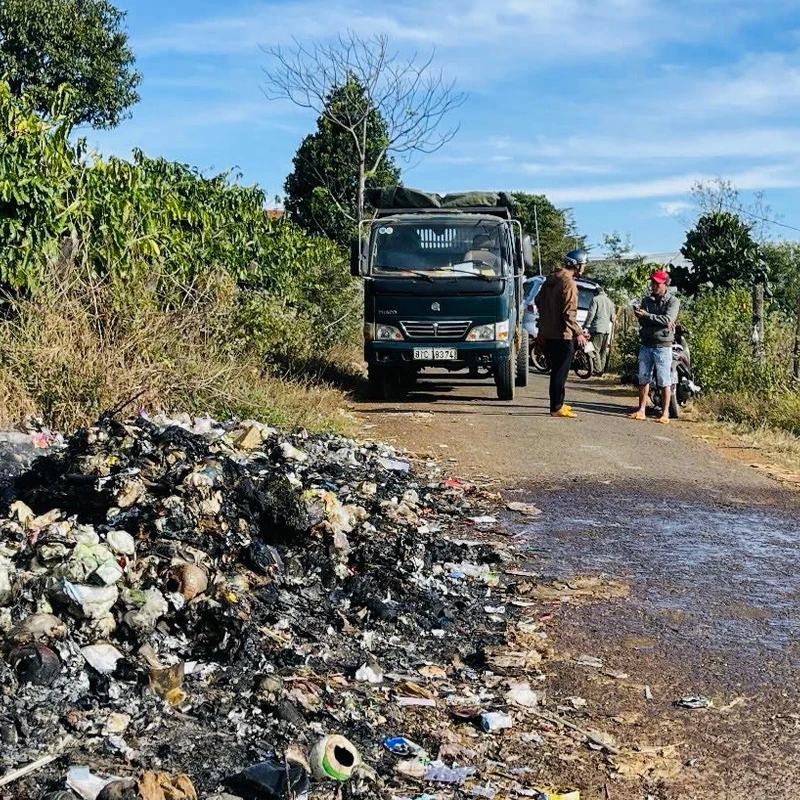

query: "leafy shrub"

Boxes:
[0, 80, 363, 429]
[682, 287, 791, 396]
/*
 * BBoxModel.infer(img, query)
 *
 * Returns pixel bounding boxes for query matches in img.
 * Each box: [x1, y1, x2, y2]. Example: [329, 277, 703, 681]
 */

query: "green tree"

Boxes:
[284, 77, 401, 247]
[675, 211, 763, 296]
[0, 0, 141, 129]
[762, 241, 800, 380]
[510, 193, 585, 275]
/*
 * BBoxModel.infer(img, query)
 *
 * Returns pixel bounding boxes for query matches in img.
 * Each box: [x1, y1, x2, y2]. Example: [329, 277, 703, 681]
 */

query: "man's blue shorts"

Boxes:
[638, 345, 672, 387]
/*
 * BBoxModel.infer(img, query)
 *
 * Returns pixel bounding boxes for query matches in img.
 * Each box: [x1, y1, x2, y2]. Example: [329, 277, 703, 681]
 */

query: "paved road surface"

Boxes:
[352, 371, 800, 799]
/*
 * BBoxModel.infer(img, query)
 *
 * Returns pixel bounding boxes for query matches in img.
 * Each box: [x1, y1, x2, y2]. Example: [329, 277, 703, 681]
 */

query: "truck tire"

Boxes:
[368, 366, 394, 401]
[495, 348, 515, 401]
[515, 331, 529, 387]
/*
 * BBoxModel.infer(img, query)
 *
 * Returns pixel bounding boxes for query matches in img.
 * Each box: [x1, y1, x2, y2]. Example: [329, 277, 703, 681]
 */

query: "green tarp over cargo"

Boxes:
[367, 187, 514, 211]
[440, 191, 514, 208]
[365, 187, 441, 209]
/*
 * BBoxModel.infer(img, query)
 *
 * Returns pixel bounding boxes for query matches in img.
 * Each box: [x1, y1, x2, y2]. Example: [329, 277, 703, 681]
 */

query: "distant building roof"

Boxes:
[266, 208, 284, 220]
[588, 251, 692, 269]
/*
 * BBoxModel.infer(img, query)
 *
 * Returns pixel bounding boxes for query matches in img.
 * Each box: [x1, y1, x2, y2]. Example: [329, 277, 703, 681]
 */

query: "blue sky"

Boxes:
[90, 0, 800, 254]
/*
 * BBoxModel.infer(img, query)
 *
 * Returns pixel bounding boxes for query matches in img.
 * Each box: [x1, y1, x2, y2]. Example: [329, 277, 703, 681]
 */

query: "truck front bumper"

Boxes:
[365, 340, 511, 369]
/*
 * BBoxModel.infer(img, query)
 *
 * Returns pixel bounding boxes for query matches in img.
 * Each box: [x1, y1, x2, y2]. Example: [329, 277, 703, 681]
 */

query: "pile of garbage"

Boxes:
[0, 414, 610, 800]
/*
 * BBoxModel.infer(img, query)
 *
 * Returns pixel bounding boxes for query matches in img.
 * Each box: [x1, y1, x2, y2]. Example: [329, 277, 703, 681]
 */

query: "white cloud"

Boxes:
[658, 201, 692, 217]
[137, 0, 741, 70]
[535, 164, 800, 203]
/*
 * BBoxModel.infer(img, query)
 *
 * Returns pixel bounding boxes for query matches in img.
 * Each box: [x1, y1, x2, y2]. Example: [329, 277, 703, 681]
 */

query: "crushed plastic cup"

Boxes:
[423, 762, 476, 784]
[479, 711, 513, 732]
[383, 736, 425, 757]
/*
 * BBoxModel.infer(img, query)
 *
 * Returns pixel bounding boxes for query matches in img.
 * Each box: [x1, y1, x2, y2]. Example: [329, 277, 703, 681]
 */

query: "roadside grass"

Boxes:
[691, 393, 800, 481]
[698, 390, 800, 438]
[0, 266, 359, 434]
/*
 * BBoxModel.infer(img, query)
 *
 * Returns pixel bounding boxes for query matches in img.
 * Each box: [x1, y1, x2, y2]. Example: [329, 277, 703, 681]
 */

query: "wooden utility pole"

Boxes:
[793, 290, 800, 382]
[751, 282, 765, 363]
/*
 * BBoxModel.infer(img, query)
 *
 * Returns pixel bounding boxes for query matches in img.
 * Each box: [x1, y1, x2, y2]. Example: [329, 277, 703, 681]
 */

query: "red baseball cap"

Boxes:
[651, 269, 669, 284]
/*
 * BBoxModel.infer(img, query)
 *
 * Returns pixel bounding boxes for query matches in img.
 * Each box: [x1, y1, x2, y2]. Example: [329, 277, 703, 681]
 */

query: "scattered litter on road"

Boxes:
[673, 695, 714, 709]
[506, 501, 543, 517]
[574, 654, 604, 668]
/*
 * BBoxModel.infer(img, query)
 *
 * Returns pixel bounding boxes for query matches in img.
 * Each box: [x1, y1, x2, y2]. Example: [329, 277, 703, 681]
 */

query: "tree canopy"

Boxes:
[675, 210, 763, 296]
[284, 77, 401, 247]
[762, 241, 800, 318]
[0, 0, 141, 129]
[510, 193, 585, 274]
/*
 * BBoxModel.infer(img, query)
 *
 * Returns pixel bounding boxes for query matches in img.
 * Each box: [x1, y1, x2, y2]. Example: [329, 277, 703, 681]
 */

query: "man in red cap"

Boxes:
[629, 269, 680, 423]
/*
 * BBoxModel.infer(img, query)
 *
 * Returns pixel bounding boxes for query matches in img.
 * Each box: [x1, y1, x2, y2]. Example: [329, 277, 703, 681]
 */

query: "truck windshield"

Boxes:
[371, 220, 509, 277]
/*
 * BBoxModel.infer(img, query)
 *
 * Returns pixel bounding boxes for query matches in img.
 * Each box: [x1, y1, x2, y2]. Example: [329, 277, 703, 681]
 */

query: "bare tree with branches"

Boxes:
[263, 31, 466, 225]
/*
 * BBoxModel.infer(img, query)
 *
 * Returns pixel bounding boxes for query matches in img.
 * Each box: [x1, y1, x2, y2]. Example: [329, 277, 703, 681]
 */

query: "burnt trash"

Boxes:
[224, 758, 310, 800]
[9, 644, 62, 686]
[0, 411, 592, 798]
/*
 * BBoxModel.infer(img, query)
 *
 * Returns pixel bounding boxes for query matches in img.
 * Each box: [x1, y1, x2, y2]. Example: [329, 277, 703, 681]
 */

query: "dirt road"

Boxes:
[352, 371, 800, 799]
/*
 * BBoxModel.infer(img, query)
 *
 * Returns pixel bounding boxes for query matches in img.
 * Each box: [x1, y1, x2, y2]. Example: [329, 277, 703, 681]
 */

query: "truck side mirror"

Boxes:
[350, 237, 365, 277]
[522, 235, 534, 272]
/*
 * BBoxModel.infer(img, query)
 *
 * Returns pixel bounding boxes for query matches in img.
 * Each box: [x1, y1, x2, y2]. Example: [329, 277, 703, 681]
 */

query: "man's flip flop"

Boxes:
[655, 417, 671, 424]
[628, 412, 646, 420]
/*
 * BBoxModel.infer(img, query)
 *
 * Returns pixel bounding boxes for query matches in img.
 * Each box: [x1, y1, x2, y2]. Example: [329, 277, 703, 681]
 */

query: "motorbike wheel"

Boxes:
[669, 388, 680, 419]
[649, 384, 680, 418]
[573, 349, 592, 380]
[529, 340, 550, 373]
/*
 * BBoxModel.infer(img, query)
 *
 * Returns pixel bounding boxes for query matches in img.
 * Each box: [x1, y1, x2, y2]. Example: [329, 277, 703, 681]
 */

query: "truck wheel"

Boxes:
[495, 348, 515, 401]
[368, 366, 394, 400]
[515, 331, 529, 387]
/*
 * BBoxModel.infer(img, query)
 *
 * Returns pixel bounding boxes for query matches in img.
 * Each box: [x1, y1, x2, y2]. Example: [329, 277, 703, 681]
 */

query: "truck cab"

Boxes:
[351, 192, 534, 400]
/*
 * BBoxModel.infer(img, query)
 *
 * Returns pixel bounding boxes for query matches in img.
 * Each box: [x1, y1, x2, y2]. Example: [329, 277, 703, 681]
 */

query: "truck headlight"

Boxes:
[374, 324, 403, 341]
[466, 324, 495, 341]
[466, 320, 510, 341]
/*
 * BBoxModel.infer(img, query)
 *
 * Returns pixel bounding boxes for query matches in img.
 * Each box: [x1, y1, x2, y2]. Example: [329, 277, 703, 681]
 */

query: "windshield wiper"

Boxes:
[374, 265, 434, 282]
[433, 265, 501, 281]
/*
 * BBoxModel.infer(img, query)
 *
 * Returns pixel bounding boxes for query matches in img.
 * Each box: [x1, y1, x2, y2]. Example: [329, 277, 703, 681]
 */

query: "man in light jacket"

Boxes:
[630, 269, 680, 424]
[583, 285, 615, 376]
[535, 249, 588, 418]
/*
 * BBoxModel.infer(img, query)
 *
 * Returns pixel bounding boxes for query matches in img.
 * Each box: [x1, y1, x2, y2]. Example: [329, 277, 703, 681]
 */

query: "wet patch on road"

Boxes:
[509, 482, 800, 677]
[505, 482, 800, 797]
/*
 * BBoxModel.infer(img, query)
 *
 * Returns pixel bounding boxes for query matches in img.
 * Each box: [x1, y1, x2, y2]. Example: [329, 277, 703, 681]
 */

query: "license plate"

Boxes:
[413, 347, 457, 360]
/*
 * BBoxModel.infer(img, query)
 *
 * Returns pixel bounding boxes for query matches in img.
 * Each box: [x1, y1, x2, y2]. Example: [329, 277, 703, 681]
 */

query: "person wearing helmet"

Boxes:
[535, 249, 589, 418]
[630, 269, 680, 423]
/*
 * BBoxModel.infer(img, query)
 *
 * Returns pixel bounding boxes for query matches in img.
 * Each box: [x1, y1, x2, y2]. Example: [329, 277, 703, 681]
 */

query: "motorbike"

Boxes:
[648, 324, 701, 418]
[529, 335, 593, 379]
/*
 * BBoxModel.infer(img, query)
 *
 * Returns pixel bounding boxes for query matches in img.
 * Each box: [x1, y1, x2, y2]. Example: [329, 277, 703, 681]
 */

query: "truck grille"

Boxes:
[400, 320, 471, 340]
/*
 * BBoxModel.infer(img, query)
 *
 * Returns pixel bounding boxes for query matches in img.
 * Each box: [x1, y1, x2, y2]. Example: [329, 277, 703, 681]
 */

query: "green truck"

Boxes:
[351, 188, 535, 401]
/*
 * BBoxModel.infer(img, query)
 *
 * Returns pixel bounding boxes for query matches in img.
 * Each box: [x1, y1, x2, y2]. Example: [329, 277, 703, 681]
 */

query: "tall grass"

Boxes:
[0, 259, 358, 432]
